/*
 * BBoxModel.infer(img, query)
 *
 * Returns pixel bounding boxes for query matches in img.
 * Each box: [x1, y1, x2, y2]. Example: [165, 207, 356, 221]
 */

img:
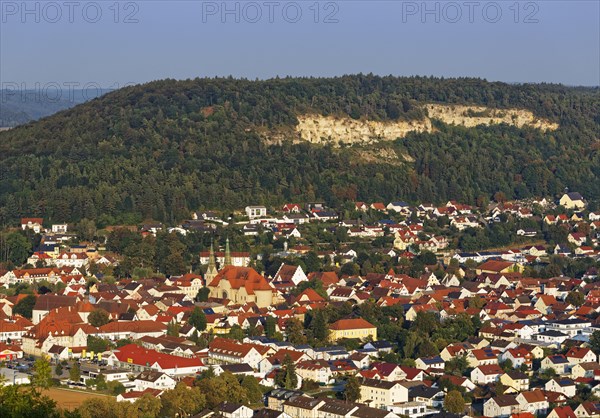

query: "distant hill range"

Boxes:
[0, 75, 598, 224]
[0, 88, 111, 127]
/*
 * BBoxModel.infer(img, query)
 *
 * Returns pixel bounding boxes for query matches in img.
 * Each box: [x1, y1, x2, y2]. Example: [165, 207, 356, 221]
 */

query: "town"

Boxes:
[1, 190, 600, 418]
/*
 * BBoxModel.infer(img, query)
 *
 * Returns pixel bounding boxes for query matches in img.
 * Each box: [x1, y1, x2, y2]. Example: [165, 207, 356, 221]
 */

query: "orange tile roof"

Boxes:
[549, 406, 576, 418]
[307, 271, 339, 287]
[209, 266, 273, 295]
[21, 218, 43, 224]
[330, 318, 376, 331]
[566, 347, 592, 359]
[520, 389, 545, 403]
[98, 320, 166, 333]
[209, 337, 260, 358]
[113, 344, 202, 369]
[477, 260, 514, 272]
[268, 349, 305, 364]
[294, 288, 325, 303]
[477, 364, 503, 375]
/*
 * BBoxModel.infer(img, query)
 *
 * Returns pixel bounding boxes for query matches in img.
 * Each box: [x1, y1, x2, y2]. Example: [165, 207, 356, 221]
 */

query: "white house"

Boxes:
[545, 378, 576, 398]
[559, 192, 586, 209]
[471, 364, 503, 385]
[566, 347, 597, 365]
[133, 370, 177, 392]
[541, 355, 571, 375]
[535, 330, 569, 346]
[220, 403, 254, 418]
[516, 390, 549, 416]
[359, 378, 408, 408]
[51, 224, 68, 233]
[483, 395, 520, 418]
[272, 264, 307, 286]
[245, 206, 267, 219]
[547, 319, 591, 338]
[54, 253, 89, 269]
[414, 356, 444, 371]
[21, 218, 43, 234]
[209, 339, 265, 370]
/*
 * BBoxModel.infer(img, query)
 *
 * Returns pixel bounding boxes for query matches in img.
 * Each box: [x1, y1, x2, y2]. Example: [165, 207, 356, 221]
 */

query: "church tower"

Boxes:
[224, 237, 232, 266]
[205, 240, 218, 282]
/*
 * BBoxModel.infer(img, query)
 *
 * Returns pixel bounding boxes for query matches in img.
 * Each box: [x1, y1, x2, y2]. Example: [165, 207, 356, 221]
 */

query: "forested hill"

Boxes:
[0, 75, 599, 225]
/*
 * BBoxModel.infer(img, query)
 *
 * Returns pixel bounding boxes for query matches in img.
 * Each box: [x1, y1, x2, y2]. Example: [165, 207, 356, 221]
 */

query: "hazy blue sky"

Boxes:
[1, 0, 599, 88]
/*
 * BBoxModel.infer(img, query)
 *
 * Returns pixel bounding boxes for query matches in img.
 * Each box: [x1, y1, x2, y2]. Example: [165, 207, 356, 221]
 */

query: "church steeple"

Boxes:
[205, 239, 218, 281]
[224, 237, 232, 266]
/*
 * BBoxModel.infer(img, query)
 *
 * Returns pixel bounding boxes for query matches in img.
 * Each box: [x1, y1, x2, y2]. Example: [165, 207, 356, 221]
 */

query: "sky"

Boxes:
[1, 0, 599, 89]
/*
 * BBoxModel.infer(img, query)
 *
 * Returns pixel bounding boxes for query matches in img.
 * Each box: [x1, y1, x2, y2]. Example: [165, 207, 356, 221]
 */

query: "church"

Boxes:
[205, 239, 275, 308]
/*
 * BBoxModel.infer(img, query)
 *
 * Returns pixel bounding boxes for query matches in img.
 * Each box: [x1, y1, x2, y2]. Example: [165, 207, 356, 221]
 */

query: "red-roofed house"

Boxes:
[516, 389, 549, 415]
[282, 204, 301, 213]
[370, 203, 386, 211]
[117, 388, 163, 403]
[208, 337, 266, 370]
[292, 288, 326, 305]
[295, 359, 331, 385]
[0, 342, 23, 360]
[574, 402, 600, 418]
[370, 362, 407, 382]
[21, 218, 43, 233]
[0, 320, 28, 342]
[95, 320, 167, 341]
[471, 364, 504, 384]
[501, 347, 533, 370]
[307, 271, 339, 287]
[259, 349, 310, 375]
[476, 260, 521, 275]
[273, 264, 307, 286]
[109, 344, 203, 376]
[566, 347, 596, 364]
[547, 405, 576, 418]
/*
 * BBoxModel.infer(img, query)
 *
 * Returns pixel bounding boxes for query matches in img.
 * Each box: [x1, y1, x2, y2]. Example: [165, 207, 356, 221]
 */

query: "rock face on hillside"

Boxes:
[425, 104, 559, 131]
[295, 115, 432, 145]
[292, 104, 559, 146]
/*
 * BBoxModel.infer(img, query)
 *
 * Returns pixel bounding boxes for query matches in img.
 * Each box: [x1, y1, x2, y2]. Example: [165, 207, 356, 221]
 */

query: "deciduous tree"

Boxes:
[566, 291, 585, 307]
[590, 330, 600, 355]
[13, 295, 37, 319]
[241, 375, 263, 404]
[69, 362, 81, 383]
[160, 383, 206, 417]
[88, 309, 110, 327]
[343, 376, 361, 402]
[189, 307, 207, 331]
[444, 390, 465, 414]
[275, 354, 298, 389]
[196, 287, 210, 302]
[31, 356, 53, 390]
[134, 393, 162, 418]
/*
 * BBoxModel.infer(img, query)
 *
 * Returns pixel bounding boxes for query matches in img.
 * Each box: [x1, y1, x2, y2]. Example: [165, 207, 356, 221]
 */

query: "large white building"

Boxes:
[245, 206, 267, 219]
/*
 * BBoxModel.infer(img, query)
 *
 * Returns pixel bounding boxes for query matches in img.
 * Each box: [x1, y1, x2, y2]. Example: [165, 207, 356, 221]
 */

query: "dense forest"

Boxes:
[0, 75, 598, 224]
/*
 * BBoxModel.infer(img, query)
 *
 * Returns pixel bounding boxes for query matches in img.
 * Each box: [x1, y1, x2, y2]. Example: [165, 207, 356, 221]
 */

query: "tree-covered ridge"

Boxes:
[0, 75, 598, 224]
